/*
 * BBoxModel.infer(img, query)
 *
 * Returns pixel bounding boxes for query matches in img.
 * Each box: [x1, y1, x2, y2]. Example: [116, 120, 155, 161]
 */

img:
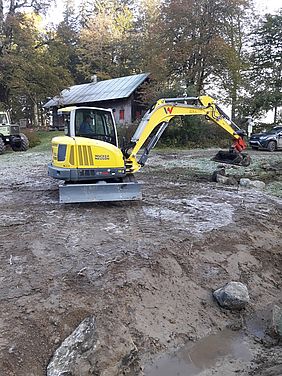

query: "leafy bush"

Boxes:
[159, 117, 231, 148]
[21, 130, 62, 150]
[22, 129, 41, 148]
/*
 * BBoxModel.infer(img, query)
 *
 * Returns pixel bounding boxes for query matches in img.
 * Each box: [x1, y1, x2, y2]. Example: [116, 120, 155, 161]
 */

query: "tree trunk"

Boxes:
[231, 88, 237, 122]
[0, 0, 3, 33]
[9, 0, 15, 14]
[274, 106, 277, 125]
[33, 102, 39, 127]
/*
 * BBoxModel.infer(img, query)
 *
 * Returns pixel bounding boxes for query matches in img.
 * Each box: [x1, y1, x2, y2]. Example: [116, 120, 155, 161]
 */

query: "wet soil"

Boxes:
[0, 148, 281, 375]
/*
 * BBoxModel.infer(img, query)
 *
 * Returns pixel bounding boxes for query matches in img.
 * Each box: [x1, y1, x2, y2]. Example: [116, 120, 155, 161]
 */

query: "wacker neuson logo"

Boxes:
[95, 154, 110, 160]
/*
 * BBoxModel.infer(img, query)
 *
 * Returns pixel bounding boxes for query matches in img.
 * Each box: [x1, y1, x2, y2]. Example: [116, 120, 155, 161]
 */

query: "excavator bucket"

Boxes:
[59, 180, 142, 203]
[212, 150, 251, 166]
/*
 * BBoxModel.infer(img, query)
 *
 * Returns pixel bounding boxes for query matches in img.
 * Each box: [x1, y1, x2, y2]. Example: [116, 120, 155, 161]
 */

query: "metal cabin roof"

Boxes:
[44, 73, 149, 108]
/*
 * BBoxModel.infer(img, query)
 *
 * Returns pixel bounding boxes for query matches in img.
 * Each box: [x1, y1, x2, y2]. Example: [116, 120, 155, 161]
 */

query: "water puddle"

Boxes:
[144, 329, 251, 376]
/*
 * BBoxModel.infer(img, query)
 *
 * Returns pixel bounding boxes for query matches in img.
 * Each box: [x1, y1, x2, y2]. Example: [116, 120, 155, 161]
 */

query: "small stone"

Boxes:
[54, 337, 61, 345]
[8, 345, 16, 354]
[226, 176, 238, 186]
[211, 168, 225, 182]
[213, 281, 250, 310]
[216, 174, 229, 184]
[261, 162, 274, 171]
[249, 180, 265, 190]
[239, 178, 251, 187]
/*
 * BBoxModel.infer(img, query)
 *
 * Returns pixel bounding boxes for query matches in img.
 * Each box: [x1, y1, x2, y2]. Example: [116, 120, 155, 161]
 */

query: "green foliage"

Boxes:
[29, 130, 62, 151]
[242, 9, 282, 122]
[77, 0, 137, 80]
[157, 117, 231, 148]
[0, 1, 73, 123]
[140, 80, 199, 108]
[118, 116, 231, 150]
[21, 129, 62, 150]
[22, 129, 41, 148]
[0, 0, 280, 130]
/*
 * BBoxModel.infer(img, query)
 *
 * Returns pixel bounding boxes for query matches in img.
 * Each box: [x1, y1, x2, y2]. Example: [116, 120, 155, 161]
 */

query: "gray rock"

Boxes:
[47, 316, 97, 376]
[260, 162, 272, 171]
[216, 174, 229, 184]
[271, 305, 282, 338]
[213, 281, 250, 310]
[47, 316, 138, 376]
[239, 178, 265, 190]
[212, 169, 238, 185]
[226, 176, 238, 186]
[249, 180, 265, 190]
[211, 168, 225, 182]
[239, 178, 251, 187]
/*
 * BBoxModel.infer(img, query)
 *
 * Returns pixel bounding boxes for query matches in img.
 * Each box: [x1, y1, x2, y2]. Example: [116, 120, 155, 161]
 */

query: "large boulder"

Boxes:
[212, 168, 238, 185]
[47, 316, 138, 376]
[213, 281, 250, 310]
[47, 316, 97, 376]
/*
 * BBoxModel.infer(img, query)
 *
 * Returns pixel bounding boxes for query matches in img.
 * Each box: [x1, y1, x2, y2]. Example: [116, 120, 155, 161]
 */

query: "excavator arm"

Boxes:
[125, 95, 247, 173]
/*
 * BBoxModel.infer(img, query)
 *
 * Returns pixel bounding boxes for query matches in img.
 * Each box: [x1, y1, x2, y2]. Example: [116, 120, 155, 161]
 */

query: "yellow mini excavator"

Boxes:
[48, 95, 250, 203]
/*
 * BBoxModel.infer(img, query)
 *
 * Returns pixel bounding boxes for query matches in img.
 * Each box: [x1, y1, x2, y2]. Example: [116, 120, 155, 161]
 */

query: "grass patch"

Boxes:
[23, 130, 62, 152]
[266, 181, 282, 198]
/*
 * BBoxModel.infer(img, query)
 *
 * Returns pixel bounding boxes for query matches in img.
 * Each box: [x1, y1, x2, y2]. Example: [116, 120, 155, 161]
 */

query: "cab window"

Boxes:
[0, 113, 8, 124]
[75, 109, 117, 145]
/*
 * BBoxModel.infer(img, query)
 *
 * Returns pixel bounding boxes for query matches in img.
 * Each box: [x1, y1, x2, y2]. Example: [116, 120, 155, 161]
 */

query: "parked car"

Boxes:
[249, 126, 282, 151]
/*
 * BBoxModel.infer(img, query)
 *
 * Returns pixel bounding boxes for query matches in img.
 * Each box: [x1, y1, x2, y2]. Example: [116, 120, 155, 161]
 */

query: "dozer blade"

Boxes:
[59, 180, 142, 203]
[212, 151, 251, 167]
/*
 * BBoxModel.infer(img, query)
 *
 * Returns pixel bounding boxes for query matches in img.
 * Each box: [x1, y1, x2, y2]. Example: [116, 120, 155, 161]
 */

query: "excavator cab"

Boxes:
[48, 106, 142, 203]
[60, 107, 118, 146]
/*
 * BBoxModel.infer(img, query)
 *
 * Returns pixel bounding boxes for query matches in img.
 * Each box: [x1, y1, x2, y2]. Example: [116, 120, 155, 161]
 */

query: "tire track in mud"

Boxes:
[122, 198, 193, 259]
[123, 199, 200, 269]
[123, 203, 160, 259]
[125, 203, 158, 237]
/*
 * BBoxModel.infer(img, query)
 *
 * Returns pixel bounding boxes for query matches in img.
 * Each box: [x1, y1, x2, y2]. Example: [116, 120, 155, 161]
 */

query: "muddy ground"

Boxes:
[0, 148, 281, 375]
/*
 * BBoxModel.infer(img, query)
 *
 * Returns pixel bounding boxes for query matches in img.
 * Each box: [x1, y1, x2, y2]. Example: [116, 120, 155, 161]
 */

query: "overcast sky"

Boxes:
[46, 0, 281, 26]
[254, 0, 281, 13]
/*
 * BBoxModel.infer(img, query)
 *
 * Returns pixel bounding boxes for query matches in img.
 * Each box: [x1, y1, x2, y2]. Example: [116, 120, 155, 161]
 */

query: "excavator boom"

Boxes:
[125, 95, 248, 173]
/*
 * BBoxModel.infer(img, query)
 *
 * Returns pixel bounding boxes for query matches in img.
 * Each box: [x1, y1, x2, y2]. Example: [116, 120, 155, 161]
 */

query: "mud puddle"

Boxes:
[144, 329, 252, 376]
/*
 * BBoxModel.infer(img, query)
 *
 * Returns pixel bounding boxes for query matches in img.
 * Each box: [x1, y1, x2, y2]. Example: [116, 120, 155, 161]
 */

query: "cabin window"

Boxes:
[135, 111, 141, 119]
